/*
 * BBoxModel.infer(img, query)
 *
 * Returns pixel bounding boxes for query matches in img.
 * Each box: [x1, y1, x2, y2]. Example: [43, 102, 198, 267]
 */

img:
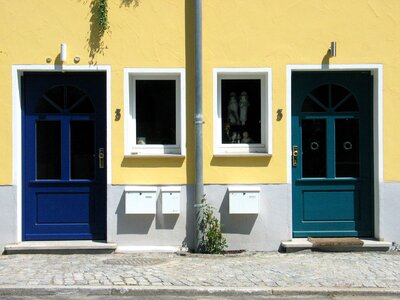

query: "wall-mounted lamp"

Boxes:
[330, 41, 337, 57]
[60, 43, 67, 62]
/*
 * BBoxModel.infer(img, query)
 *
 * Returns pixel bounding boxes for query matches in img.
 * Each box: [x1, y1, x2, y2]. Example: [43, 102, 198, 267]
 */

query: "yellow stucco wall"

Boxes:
[203, 0, 400, 184]
[0, 0, 399, 185]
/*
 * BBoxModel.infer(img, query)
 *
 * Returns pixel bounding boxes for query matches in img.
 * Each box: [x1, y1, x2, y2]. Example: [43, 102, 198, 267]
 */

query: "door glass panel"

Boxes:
[310, 85, 329, 109]
[67, 86, 94, 113]
[301, 96, 325, 112]
[335, 119, 359, 177]
[43, 86, 64, 112]
[331, 84, 351, 108]
[36, 121, 61, 179]
[70, 121, 95, 179]
[335, 95, 359, 112]
[36, 96, 61, 114]
[302, 119, 326, 178]
[69, 96, 95, 114]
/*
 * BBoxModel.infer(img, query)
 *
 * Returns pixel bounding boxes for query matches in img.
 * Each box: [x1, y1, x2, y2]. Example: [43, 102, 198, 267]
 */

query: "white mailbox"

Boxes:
[125, 186, 157, 214]
[228, 186, 260, 214]
[161, 186, 181, 214]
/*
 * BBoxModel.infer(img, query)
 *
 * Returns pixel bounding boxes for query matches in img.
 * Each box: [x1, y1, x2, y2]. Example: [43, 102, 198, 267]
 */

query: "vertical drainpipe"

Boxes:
[194, 0, 204, 252]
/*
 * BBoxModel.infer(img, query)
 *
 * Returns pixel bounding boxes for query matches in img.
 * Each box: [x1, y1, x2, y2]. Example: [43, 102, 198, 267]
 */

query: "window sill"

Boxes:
[213, 153, 272, 158]
[124, 154, 185, 159]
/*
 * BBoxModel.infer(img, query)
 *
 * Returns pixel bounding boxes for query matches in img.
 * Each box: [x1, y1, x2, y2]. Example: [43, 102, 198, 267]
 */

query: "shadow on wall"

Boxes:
[87, 0, 107, 64]
[115, 192, 154, 234]
[219, 190, 257, 235]
[115, 191, 180, 234]
[120, 157, 185, 168]
[321, 49, 332, 69]
[155, 194, 179, 230]
[211, 156, 271, 167]
[184, 185, 195, 250]
[120, 0, 141, 7]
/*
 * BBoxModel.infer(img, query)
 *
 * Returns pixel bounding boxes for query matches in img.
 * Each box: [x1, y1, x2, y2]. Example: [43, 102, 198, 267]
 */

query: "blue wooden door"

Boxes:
[292, 71, 373, 237]
[23, 72, 106, 240]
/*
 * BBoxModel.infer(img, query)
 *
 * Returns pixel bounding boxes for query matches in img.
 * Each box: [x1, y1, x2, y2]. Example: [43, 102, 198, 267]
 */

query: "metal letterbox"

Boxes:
[161, 186, 181, 214]
[228, 186, 260, 214]
[125, 186, 157, 214]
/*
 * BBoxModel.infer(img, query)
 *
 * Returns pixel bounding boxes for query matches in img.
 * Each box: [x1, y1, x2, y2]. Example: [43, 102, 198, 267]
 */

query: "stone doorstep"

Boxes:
[280, 238, 392, 253]
[4, 241, 117, 255]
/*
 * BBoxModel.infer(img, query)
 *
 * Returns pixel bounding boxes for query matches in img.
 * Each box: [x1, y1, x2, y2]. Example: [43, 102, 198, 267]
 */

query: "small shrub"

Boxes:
[199, 197, 227, 254]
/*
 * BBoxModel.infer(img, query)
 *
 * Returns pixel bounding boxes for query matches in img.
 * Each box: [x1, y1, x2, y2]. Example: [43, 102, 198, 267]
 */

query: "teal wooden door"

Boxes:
[292, 71, 373, 237]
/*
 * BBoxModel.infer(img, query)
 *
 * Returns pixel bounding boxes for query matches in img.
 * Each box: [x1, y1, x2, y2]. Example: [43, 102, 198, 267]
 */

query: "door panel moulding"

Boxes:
[286, 64, 383, 240]
[12, 65, 112, 243]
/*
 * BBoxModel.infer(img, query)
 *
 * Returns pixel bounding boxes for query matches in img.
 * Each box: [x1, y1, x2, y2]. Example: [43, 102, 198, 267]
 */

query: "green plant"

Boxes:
[199, 197, 227, 254]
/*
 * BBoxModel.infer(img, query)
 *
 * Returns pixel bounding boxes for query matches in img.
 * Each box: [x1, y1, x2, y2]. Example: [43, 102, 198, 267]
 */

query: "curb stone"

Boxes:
[0, 286, 399, 297]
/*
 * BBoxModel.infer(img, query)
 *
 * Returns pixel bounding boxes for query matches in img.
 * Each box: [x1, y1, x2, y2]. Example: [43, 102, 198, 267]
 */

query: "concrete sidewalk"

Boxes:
[0, 251, 399, 297]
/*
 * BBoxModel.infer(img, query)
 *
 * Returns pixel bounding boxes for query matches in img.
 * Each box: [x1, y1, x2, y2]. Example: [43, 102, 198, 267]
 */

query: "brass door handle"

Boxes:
[292, 145, 298, 167]
[98, 148, 105, 169]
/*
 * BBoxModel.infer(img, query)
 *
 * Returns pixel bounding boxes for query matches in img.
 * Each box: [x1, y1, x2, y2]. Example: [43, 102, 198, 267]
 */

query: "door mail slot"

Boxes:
[228, 186, 260, 214]
[125, 186, 157, 214]
[161, 186, 181, 214]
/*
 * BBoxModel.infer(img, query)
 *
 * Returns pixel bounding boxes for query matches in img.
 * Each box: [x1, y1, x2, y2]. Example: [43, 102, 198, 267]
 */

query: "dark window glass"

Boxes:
[69, 96, 95, 113]
[331, 84, 351, 108]
[221, 79, 261, 144]
[301, 96, 325, 112]
[310, 84, 329, 109]
[335, 119, 360, 177]
[36, 85, 94, 114]
[302, 119, 326, 178]
[44, 85, 65, 111]
[36, 96, 61, 113]
[36, 121, 61, 179]
[67, 86, 94, 113]
[70, 121, 95, 180]
[36, 85, 64, 114]
[136, 80, 176, 145]
[335, 96, 359, 112]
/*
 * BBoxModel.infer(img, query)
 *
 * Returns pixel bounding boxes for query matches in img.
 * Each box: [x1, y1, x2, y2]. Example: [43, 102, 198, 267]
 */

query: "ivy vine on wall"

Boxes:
[98, 0, 109, 34]
[89, 0, 141, 62]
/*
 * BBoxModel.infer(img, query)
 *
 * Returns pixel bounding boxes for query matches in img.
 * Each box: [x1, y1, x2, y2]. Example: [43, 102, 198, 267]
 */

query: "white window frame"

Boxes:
[124, 68, 186, 156]
[213, 68, 272, 155]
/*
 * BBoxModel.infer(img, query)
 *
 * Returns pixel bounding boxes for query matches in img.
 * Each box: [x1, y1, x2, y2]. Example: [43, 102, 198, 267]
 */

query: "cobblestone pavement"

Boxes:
[0, 251, 399, 291]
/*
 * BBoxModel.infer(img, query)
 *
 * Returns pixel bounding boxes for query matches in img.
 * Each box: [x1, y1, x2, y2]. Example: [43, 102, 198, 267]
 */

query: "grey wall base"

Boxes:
[380, 182, 400, 243]
[108, 185, 194, 250]
[0, 182, 399, 253]
[108, 184, 291, 251]
[108, 182, 400, 251]
[0, 186, 17, 251]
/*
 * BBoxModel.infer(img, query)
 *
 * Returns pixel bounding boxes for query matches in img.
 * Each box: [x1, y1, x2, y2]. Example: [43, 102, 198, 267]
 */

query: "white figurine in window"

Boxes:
[241, 131, 253, 143]
[227, 92, 239, 125]
[239, 91, 250, 125]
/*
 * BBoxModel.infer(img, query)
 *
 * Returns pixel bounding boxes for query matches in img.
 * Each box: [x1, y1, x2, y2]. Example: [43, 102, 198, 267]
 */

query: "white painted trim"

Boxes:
[286, 64, 384, 239]
[213, 68, 273, 155]
[12, 64, 112, 242]
[124, 68, 186, 156]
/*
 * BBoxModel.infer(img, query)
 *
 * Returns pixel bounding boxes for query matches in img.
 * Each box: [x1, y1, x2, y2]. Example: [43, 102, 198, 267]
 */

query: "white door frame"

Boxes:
[286, 64, 383, 239]
[12, 64, 112, 242]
